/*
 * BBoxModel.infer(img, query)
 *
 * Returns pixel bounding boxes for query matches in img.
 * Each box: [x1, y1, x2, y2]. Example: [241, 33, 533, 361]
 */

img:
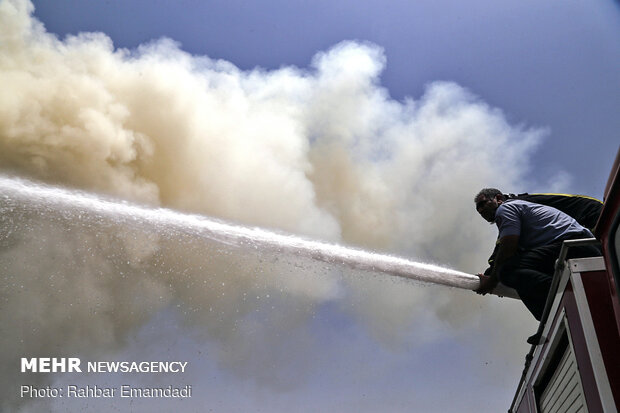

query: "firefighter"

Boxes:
[474, 188, 601, 343]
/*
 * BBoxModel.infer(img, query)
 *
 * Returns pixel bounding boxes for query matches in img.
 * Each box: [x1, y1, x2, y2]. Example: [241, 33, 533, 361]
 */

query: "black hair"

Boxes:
[474, 188, 504, 203]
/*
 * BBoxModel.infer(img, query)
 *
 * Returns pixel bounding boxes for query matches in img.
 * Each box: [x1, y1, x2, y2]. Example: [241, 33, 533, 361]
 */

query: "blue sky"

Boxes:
[5, 0, 620, 412]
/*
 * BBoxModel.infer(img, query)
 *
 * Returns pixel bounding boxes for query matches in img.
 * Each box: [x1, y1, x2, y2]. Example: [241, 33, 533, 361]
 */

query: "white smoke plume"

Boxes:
[0, 0, 545, 410]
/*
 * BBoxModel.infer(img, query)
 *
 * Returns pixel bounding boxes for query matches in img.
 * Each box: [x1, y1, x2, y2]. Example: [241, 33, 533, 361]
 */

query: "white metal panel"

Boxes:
[539, 344, 588, 413]
[569, 256, 605, 273]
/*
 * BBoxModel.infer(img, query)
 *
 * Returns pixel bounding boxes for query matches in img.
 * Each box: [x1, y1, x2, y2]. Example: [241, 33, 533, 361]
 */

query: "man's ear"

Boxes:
[495, 194, 503, 204]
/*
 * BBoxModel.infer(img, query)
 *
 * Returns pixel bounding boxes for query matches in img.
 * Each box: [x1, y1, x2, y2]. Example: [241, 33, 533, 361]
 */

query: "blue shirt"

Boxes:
[495, 199, 591, 250]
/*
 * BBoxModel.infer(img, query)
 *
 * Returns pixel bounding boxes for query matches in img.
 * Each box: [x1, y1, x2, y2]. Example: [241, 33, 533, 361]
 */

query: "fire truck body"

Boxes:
[509, 149, 620, 413]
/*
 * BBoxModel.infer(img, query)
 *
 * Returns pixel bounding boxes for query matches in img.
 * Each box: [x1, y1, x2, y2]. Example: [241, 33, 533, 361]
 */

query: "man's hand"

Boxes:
[475, 273, 499, 295]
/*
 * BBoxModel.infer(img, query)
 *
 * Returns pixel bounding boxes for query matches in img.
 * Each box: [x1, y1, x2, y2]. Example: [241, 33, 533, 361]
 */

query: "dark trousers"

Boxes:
[497, 233, 601, 321]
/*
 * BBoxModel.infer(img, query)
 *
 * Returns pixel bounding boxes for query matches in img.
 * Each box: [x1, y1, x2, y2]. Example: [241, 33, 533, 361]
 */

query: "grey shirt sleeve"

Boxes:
[496, 203, 521, 238]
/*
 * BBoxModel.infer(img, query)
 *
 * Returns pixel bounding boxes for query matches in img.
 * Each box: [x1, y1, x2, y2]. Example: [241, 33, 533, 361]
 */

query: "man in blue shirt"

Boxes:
[474, 188, 600, 327]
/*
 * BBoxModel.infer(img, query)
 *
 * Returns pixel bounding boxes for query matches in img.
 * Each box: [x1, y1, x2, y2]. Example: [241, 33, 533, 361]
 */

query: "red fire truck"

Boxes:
[509, 148, 620, 413]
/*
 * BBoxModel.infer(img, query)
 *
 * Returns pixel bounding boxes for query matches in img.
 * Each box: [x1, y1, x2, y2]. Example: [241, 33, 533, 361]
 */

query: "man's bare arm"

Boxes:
[476, 235, 519, 294]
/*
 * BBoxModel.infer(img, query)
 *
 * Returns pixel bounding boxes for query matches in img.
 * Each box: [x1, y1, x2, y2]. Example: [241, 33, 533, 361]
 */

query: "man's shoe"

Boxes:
[527, 332, 542, 345]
